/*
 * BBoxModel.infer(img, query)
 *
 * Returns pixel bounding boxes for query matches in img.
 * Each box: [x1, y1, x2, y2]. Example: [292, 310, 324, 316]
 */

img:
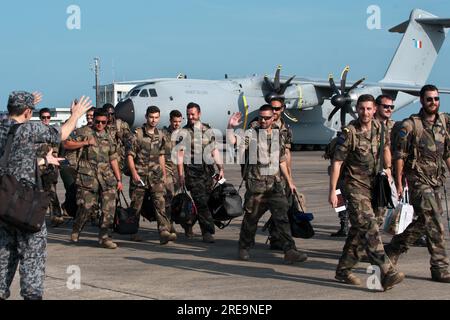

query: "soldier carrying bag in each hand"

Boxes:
[0, 124, 49, 233]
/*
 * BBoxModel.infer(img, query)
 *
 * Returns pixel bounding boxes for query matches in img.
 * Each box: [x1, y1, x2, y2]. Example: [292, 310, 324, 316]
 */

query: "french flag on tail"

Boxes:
[413, 39, 423, 49]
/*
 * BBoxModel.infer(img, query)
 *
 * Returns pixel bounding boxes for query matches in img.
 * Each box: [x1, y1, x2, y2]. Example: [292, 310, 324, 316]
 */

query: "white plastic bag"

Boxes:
[384, 187, 414, 235]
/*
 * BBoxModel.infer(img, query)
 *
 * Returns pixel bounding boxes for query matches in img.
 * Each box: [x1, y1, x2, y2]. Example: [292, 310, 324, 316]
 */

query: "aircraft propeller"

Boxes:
[327, 66, 365, 128]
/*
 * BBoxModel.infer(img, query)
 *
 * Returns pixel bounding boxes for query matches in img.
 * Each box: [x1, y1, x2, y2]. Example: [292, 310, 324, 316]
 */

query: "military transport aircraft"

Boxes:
[115, 9, 450, 146]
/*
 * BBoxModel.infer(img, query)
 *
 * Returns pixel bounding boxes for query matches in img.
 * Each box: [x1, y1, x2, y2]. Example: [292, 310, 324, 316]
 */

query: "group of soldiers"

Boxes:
[3, 83, 449, 300]
[328, 84, 450, 290]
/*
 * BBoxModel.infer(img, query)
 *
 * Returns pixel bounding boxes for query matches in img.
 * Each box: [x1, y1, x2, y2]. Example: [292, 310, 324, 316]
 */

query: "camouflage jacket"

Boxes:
[161, 125, 180, 176]
[241, 124, 286, 187]
[0, 119, 61, 187]
[274, 118, 293, 151]
[334, 119, 389, 189]
[393, 110, 450, 187]
[107, 118, 132, 171]
[69, 126, 118, 190]
[127, 124, 165, 182]
[179, 122, 217, 177]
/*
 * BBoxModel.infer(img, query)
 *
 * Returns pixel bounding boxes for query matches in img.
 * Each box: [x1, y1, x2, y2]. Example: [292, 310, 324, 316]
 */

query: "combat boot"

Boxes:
[284, 249, 308, 264]
[184, 225, 195, 239]
[382, 271, 405, 291]
[160, 230, 172, 245]
[431, 269, 450, 283]
[384, 244, 400, 266]
[51, 216, 65, 227]
[100, 238, 118, 249]
[239, 248, 250, 261]
[130, 234, 143, 242]
[168, 232, 177, 242]
[202, 233, 215, 243]
[335, 273, 362, 286]
[70, 232, 79, 243]
[331, 220, 348, 237]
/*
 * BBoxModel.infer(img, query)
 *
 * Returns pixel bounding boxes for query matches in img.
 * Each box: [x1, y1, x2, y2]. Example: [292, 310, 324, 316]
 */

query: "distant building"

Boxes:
[0, 108, 85, 128]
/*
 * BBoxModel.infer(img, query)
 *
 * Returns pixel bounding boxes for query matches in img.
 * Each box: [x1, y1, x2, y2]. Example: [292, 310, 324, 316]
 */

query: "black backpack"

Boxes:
[113, 192, 139, 235]
[208, 182, 243, 229]
[171, 188, 197, 225]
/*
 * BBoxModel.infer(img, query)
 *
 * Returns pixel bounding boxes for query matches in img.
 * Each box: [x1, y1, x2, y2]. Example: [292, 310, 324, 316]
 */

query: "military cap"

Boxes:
[7, 91, 35, 110]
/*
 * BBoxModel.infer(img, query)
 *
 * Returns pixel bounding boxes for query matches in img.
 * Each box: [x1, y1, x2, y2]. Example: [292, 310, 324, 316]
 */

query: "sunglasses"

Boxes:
[272, 107, 283, 111]
[381, 104, 395, 110]
[426, 96, 440, 102]
[259, 116, 273, 121]
[108, 113, 116, 116]
[40, 116, 51, 120]
[95, 120, 107, 125]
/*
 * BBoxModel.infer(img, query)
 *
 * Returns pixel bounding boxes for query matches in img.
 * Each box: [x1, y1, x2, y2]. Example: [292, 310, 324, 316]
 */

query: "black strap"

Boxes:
[117, 190, 130, 208]
[378, 122, 386, 173]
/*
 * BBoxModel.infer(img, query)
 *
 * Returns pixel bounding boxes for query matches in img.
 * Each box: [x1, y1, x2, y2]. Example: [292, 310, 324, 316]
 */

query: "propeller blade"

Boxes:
[274, 65, 282, 92]
[340, 109, 347, 128]
[329, 74, 340, 96]
[283, 110, 299, 123]
[264, 75, 274, 92]
[280, 75, 296, 94]
[340, 66, 350, 94]
[328, 105, 342, 122]
[348, 106, 357, 120]
[347, 78, 366, 93]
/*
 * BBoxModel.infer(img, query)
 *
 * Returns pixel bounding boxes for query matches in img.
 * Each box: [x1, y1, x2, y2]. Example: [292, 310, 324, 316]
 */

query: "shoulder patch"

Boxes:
[399, 129, 408, 138]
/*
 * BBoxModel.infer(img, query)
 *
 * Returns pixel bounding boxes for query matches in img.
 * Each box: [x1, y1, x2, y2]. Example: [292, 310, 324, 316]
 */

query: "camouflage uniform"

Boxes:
[161, 126, 181, 223]
[38, 142, 63, 220]
[334, 119, 397, 278]
[373, 118, 396, 226]
[127, 125, 171, 233]
[239, 124, 297, 253]
[180, 122, 217, 235]
[387, 110, 450, 275]
[70, 126, 118, 241]
[265, 118, 294, 248]
[107, 118, 132, 173]
[0, 105, 61, 300]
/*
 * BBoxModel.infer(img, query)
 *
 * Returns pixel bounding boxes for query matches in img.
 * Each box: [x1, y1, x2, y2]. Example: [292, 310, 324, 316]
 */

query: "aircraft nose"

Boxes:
[115, 99, 135, 128]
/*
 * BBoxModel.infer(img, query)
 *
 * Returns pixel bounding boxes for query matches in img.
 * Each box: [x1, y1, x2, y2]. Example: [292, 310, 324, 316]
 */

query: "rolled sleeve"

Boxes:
[333, 130, 351, 162]
[393, 120, 412, 161]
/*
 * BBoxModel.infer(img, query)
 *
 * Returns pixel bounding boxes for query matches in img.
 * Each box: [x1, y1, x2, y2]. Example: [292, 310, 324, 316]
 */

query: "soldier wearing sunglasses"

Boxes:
[385, 84, 450, 283]
[67, 108, 123, 249]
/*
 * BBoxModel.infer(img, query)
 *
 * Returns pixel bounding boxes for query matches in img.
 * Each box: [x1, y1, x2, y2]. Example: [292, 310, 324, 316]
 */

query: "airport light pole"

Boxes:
[93, 57, 100, 109]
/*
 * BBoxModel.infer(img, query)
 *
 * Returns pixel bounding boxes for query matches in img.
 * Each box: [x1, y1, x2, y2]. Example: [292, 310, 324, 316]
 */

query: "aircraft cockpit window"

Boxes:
[149, 89, 158, 97]
[130, 90, 140, 97]
[139, 89, 149, 97]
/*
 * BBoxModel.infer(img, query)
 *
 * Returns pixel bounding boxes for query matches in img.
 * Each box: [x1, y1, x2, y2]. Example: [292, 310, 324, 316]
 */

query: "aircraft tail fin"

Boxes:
[380, 9, 449, 86]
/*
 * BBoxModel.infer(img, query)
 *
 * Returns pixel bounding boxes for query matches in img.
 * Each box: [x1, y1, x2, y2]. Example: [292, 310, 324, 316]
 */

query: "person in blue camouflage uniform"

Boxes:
[385, 85, 450, 283]
[0, 91, 91, 300]
[329, 94, 404, 291]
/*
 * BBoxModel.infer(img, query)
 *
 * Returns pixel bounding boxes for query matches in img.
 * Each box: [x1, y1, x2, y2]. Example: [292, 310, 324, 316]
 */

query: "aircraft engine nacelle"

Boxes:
[284, 84, 323, 109]
[348, 87, 383, 107]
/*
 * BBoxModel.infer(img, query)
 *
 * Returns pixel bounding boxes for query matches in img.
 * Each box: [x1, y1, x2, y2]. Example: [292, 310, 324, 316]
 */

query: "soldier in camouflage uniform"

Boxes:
[228, 106, 307, 264]
[104, 104, 132, 174]
[0, 92, 91, 300]
[69, 108, 123, 249]
[127, 106, 176, 244]
[161, 110, 183, 234]
[329, 94, 404, 290]
[373, 95, 396, 226]
[385, 85, 450, 283]
[38, 108, 65, 227]
[177, 103, 224, 243]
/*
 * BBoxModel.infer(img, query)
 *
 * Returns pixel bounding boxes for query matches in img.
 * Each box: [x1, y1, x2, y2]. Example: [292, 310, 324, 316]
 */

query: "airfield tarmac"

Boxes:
[9, 151, 450, 300]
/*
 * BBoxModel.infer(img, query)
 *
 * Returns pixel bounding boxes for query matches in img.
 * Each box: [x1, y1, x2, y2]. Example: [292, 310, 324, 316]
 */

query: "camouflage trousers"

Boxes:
[239, 189, 296, 252]
[0, 222, 47, 300]
[164, 170, 181, 222]
[186, 175, 215, 235]
[130, 180, 171, 233]
[389, 183, 449, 272]
[268, 181, 293, 247]
[336, 187, 396, 277]
[42, 170, 62, 217]
[73, 185, 117, 240]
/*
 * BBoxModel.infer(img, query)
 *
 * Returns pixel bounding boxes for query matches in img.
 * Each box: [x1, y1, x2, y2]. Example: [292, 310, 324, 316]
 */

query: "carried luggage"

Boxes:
[140, 190, 157, 222]
[113, 191, 139, 235]
[0, 124, 49, 233]
[289, 192, 315, 239]
[208, 182, 243, 229]
[171, 187, 197, 225]
[384, 186, 414, 235]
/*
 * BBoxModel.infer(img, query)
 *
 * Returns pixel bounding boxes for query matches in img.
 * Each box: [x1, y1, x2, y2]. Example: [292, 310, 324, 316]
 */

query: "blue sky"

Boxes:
[0, 0, 449, 120]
